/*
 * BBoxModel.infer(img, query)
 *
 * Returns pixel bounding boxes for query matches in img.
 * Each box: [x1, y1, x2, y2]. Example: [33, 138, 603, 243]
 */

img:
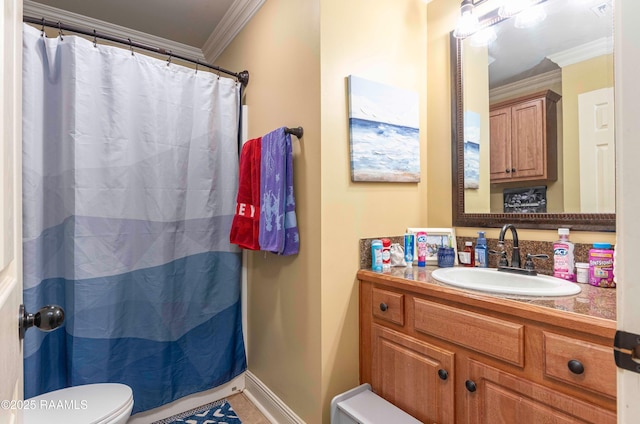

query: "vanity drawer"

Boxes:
[414, 298, 524, 367]
[543, 332, 616, 398]
[372, 288, 405, 326]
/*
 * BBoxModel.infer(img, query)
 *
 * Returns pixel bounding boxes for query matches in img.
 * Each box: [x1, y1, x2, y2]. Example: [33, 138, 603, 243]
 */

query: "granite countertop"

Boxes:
[358, 266, 617, 322]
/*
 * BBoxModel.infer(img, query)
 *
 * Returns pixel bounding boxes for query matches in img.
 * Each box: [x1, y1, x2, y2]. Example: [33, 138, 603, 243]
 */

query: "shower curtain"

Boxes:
[21, 24, 246, 413]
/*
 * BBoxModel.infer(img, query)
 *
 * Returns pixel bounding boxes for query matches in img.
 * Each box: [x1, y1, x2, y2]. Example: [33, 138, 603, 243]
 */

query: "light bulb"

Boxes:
[515, 3, 547, 28]
[454, 1, 480, 39]
[498, 0, 534, 18]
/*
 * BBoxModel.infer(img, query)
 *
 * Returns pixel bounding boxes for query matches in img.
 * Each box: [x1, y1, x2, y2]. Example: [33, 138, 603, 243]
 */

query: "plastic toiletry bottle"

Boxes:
[381, 238, 391, 270]
[416, 231, 428, 267]
[474, 232, 488, 268]
[553, 228, 576, 282]
[404, 233, 415, 267]
[459, 241, 475, 267]
[371, 239, 383, 272]
[589, 242, 615, 288]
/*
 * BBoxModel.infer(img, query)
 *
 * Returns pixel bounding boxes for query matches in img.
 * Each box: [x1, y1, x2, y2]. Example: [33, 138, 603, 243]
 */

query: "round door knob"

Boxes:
[568, 359, 585, 375]
[465, 380, 477, 392]
[19, 304, 65, 339]
[438, 369, 449, 380]
[379, 303, 388, 312]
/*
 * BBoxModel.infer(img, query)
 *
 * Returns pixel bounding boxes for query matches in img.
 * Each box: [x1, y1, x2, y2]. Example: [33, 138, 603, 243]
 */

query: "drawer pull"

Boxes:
[465, 380, 477, 392]
[568, 359, 585, 375]
[379, 303, 388, 312]
[438, 369, 449, 380]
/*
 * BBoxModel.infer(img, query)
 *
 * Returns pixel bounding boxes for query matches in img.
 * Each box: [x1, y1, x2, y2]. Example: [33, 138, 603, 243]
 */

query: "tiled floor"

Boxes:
[227, 392, 271, 424]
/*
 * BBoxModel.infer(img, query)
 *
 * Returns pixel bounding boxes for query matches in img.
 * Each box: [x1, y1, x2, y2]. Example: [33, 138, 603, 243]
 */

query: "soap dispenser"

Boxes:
[475, 231, 488, 268]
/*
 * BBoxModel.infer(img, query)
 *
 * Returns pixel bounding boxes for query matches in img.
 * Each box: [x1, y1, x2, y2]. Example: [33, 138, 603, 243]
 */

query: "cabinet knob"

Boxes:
[379, 303, 388, 312]
[465, 380, 477, 392]
[438, 369, 449, 380]
[568, 359, 585, 375]
[511, 168, 516, 173]
[505, 168, 511, 173]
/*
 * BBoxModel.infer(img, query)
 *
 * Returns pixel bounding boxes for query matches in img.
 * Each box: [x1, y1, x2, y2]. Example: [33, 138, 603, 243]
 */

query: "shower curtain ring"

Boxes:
[217, 69, 221, 80]
[128, 38, 134, 56]
[57, 21, 64, 40]
[40, 18, 45, 37]
[167, 51, 172, 66]
[93, 30, 97, 48]
[195, 59, 199, 74]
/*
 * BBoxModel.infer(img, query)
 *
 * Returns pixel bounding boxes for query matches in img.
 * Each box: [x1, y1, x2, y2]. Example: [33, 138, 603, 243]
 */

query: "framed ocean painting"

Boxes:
[464, 110, 480, 189]
[347, 75, 420, 182]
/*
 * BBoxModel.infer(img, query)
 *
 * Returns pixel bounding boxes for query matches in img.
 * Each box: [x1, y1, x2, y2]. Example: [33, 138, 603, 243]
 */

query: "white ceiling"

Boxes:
[29, 0, 236, 49]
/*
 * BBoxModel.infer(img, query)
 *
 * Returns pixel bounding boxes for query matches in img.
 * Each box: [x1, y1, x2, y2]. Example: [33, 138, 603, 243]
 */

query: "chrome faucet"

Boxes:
[498, 224, 521, 269]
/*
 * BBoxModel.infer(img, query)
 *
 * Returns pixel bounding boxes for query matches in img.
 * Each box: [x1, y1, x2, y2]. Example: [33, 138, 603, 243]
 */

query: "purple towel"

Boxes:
[259, 127, 285, 252]
[259, 127, 299, 255]
[281, 135, 299, 255]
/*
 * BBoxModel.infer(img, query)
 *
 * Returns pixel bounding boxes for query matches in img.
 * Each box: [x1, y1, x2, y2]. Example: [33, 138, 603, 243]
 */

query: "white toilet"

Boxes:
[24, 383, 133, 424]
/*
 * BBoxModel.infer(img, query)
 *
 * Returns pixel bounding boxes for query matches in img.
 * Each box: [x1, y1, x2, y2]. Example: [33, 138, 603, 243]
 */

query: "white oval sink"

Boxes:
[431, 267, 581, 297]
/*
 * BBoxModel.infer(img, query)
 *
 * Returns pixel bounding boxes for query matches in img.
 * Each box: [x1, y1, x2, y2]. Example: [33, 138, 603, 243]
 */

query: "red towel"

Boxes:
[230, 137, 262, 250]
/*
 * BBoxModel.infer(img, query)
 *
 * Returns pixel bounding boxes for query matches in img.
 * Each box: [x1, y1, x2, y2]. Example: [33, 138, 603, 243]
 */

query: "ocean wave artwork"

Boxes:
[464, 141, 480, 189]
[348, 75, 420, 182]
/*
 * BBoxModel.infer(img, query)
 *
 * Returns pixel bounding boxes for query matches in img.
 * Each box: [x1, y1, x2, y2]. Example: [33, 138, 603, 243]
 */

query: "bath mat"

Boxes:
[152, 399, 242, 424]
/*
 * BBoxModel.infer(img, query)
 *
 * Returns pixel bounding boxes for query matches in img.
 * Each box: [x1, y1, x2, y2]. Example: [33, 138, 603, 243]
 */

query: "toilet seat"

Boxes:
[24, 383, 133, 424]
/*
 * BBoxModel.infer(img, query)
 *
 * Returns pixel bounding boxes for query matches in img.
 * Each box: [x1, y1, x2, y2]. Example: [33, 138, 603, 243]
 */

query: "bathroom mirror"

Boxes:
[451, 0, 615, 231]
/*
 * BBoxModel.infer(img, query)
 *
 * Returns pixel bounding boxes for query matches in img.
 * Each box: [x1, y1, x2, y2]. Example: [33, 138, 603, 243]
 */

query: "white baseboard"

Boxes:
[244, 371, 305, 424]
[127, 374, 245, 424]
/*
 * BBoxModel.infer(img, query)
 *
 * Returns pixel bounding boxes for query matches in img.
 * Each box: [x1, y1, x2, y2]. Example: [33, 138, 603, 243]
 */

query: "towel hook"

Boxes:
[167, 50, 172, 66]
[57, 21, 64, 40]
[128, 38, 134, 56]
[40, 18, 45, 37]
[93, 29, 97, 48]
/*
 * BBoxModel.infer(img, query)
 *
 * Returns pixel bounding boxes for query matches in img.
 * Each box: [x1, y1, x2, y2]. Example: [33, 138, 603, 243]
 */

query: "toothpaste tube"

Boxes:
[404, 233, 414, 267]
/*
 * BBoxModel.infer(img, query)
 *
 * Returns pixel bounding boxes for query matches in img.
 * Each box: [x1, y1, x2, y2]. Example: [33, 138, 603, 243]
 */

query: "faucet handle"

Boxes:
[524, 253, 549, 271]
[489, 249, 509, 267]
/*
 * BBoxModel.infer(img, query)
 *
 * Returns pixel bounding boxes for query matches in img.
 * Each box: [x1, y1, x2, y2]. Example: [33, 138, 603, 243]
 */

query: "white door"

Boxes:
[616, 0, 640, 422]
[0, 0, 24, 423]
[578, 87, 615, 213]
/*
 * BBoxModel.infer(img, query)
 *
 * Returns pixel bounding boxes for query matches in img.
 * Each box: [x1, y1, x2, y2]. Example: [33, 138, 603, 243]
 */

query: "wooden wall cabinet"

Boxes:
[359, 277, 616, 424]
[489, 90, 561, 183]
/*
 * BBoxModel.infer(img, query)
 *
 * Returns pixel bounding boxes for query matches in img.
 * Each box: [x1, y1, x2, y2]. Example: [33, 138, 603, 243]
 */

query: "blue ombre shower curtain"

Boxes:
[21, 24, 246, 413]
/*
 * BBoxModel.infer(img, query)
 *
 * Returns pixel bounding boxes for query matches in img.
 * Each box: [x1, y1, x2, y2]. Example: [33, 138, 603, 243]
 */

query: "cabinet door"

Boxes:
[464, 359, 615, 424]
[511, 99, 545, 179]
[372, 324, 454, 424]
[489, 107, 512, 181]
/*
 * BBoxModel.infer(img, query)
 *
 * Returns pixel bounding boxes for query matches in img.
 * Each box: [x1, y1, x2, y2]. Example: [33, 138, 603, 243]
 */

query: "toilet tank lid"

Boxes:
[24, 383, 133, 424]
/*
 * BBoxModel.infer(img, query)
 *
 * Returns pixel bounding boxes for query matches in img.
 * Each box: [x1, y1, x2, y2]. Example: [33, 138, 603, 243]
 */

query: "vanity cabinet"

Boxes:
[489, 90, 561, 183]
[359, 273, 616, 424]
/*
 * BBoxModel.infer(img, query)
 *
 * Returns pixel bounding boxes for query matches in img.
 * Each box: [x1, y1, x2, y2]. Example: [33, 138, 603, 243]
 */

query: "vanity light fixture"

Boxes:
[514, 2, 548, 28]
[498, 0, 536, 18]
[453, 0, 481, 39]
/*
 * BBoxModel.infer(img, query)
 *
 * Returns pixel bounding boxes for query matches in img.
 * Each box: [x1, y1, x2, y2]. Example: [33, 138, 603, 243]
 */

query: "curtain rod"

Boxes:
[23, 16, 250, 86]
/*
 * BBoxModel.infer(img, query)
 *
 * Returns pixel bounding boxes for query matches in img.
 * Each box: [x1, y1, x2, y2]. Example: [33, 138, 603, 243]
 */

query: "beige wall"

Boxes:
[319, 1, 428, 422]
[217, 0, 428, 422]
[215, 0, 323, 422]
[561, 54, 615, 212]
[463, 41, 490, 213]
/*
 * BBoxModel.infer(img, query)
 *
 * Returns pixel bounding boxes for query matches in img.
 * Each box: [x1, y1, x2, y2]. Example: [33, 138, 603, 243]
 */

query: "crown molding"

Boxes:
[202, 0, 266, 63]
[23, 0, 206, 61]
[547, 37, 613, 68]
[490, 69, 562, 103]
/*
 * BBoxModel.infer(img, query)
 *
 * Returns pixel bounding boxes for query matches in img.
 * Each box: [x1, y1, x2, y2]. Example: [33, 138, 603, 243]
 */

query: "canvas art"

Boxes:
[464, 110, 480, 189]
[348, 75, 420, 182]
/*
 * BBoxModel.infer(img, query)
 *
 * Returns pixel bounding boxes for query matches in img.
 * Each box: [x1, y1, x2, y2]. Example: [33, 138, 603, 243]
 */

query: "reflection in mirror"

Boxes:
[452, 0, 616, 231]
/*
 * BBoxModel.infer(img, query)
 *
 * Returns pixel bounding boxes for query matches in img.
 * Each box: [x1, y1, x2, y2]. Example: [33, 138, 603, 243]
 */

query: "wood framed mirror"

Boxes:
[450, 0, 615, 231]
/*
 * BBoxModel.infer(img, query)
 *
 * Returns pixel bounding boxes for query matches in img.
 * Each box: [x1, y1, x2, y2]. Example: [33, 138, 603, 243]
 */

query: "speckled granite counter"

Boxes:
[357, 266, 616, 322]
